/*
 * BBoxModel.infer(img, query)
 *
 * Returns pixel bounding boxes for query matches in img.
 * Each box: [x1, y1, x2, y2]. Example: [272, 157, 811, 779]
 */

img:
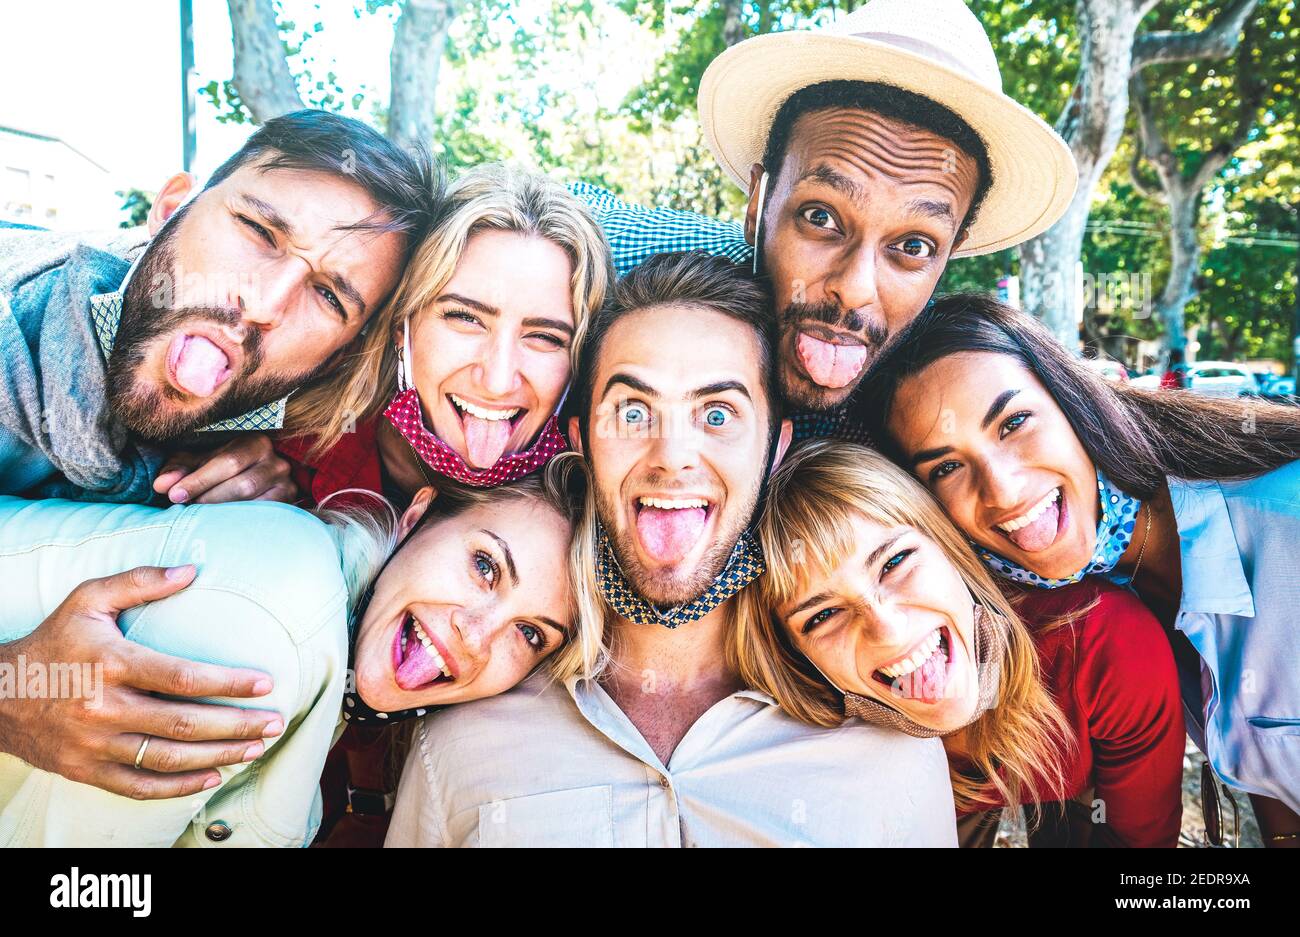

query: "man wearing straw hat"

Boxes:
[577, 0, 1076, 436]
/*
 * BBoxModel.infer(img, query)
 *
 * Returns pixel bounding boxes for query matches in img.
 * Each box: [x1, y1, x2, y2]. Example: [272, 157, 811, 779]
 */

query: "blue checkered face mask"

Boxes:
[974, 468, 1143, 589]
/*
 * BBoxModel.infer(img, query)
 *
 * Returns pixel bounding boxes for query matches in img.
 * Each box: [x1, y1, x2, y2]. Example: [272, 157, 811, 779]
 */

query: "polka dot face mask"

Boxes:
[975, 468, 1143, 589]
[383, 324, 568, 488]
[384, 389, 567, 488]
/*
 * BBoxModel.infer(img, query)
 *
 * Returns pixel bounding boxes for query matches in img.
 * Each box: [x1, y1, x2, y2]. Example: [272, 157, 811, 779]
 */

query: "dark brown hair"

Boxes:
[568, 250, 779, 433]
[856, 292, 1300, 498]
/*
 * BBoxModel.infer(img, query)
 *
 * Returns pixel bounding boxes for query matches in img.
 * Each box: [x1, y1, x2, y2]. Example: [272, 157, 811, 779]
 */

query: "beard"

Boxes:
[107, 206, 324, 442]
[777, 299, 890, 411]
[595, 468, 764, 608]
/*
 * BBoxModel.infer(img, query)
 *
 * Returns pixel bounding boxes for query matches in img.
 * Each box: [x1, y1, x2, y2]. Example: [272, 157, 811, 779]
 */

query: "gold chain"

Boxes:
[1129, 502, 1153, 587]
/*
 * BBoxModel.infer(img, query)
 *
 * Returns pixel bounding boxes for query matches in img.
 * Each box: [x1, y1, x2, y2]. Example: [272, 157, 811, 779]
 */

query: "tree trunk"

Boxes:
[1018, 0, 1258, 349]
[226, 0, 303, 122]
[1018, 0, 1152, 348]
[387, 0, 462, 148]
[1155, 187, 1203, 352]
[1130, 13, 1261, 359]
[721, 0, 746, 47]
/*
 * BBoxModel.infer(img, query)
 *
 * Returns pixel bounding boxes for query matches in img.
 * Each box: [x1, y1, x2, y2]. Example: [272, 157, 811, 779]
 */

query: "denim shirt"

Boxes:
[1169, 461, 1300, 813]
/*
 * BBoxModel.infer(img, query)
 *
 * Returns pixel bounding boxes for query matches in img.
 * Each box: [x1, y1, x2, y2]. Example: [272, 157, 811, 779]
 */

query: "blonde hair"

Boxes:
[543, 451, 610, 684]
[733, 439, 1075, 814]
[285, 163, 614, 458]
[317, 452, 595, 657]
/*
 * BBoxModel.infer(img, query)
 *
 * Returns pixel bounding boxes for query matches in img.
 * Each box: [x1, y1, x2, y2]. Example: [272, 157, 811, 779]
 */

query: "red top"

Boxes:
[970, 579, 1185, 847]
[275, 414, 385, 509]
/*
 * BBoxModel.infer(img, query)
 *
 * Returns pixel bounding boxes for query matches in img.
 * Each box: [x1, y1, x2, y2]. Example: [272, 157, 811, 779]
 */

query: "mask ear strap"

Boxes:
[751, 170, 769, 277]
[398, 321, 415, 392]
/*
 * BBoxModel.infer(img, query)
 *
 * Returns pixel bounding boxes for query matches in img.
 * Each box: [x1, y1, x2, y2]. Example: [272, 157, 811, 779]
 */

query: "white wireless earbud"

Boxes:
[751, 170, 769, 277]
[397, 323, 415, 392]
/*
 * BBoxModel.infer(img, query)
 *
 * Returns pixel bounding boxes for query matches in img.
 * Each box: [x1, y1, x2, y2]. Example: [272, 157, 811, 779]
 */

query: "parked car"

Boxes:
[1258, 374, 1297, 401]
[1184, 361, 1255, 398]
[1082, 357, 1129, 383]
[1130, 373, 1162, 390]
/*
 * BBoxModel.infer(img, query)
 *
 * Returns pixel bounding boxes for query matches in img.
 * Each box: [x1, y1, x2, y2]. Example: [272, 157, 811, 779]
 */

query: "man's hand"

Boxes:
[153, 433, 297, 505]
[0, 565, 283, 800]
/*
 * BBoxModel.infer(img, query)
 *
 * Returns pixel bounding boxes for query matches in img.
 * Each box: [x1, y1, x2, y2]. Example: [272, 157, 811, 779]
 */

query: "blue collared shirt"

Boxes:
[1169, 461, 1300, 813]
[570, 182, 872, 446]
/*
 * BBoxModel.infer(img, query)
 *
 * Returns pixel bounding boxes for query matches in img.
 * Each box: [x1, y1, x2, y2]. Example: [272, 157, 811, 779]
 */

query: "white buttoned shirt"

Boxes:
[386, 670, 957, 848]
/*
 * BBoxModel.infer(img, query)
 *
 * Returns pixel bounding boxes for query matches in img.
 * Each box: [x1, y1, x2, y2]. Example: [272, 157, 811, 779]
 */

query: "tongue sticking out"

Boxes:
[172, 335, 230, 398]
[395, 620, 446, 691]
[797, 332, 868, 389]
[635, 506, 706, 565]
[909, 643, 950, 704]
[1004, 497, 1061, 553]
[462, 415, 513, 468]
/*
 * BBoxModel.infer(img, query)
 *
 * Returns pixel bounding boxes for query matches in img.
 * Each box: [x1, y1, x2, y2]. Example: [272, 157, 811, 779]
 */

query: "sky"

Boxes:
[0, 0, 402, 193]
[1, 0, 657, 209]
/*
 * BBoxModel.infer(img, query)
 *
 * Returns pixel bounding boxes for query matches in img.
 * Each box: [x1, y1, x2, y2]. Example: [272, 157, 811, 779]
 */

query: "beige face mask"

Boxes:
[833, 604, 1002, 739]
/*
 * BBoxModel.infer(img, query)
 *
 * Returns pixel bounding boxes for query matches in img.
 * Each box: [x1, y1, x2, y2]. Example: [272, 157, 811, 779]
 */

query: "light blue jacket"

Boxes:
[1170, 461, 1300, 813]
[0, 496, 349, 847]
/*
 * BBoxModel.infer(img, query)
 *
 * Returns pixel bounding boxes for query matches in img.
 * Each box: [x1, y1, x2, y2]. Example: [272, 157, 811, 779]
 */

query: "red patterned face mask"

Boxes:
[383, 388, 568, 488]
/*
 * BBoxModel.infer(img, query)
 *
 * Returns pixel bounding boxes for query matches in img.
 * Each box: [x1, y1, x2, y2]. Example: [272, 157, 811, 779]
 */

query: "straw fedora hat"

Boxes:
[697, 0, 1078, 257]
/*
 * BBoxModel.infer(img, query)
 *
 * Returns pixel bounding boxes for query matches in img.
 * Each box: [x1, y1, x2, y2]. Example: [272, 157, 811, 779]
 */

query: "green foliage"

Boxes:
[116, 188, 154, 229]
[203, 0, 1296, 358]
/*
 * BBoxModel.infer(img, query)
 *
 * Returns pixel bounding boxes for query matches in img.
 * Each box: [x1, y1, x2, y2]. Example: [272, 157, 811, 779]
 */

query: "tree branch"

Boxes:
[1191, 20, 1266, 190]
[226, 0, 303, 123]
[1129, 71, 1175, 196]
[1130, 0, 1260, 73]
[388, 0, 461, 147]
[721, 0, 746, 47]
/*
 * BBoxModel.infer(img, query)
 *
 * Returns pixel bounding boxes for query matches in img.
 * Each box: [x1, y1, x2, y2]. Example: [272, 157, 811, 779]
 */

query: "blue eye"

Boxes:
[619, 403, 649, 425]
[1000, 412, 1029, 437]
[802, 607, 838, 635]
[704, 407, 729, 427]
[881, 549, 914, 577]
[473, 551, 498, 585]
[518, 622, 547, 651]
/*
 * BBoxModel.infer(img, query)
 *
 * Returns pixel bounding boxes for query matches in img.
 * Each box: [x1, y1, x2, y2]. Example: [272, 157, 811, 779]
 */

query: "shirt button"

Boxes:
[659, 775, 671, 790]
[204, 820, 232, 842]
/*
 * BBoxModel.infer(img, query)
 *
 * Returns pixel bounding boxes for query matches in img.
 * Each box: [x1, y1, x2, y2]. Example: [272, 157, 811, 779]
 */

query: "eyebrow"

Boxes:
[904, 197, 956, 227]
[439, 293, 573, 337]
[788, 590, 834, 619]
[537, 615, 571, 637]
[240, 193, 365, 320]
[601, 372, 657, 400]
[691, 380, 752, 402]
[981, 389, 1021, 430]
[601, 374, 752, 403]
[482, 529, 518, 587]
[795, 165, 867, 206]
[786, 532, 906, 620]
[911, 445, 953, 468]
[866, 532, 905, 571]
[240, 194, 297, 239]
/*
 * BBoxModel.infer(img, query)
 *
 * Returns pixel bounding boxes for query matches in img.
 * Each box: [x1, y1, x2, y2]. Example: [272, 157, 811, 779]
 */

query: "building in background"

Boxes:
[1, 124, 121, 230]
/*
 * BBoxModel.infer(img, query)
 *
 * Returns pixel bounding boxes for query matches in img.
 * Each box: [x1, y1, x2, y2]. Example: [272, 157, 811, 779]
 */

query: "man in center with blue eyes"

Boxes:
[574, 0, 1076, 442]
[385, 250, 958, 847]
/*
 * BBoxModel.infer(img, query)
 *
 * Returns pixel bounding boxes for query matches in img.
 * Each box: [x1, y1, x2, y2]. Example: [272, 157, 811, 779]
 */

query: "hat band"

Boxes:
[851, 31, 995, 89]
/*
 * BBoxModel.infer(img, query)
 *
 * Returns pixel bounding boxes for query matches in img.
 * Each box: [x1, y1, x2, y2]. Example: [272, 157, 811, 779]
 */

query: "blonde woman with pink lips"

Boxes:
[277, 163, 613, 506]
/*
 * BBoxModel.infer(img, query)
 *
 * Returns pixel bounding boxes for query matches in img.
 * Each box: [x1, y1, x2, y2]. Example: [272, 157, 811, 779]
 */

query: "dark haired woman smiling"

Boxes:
[858, 292, 1300, 848]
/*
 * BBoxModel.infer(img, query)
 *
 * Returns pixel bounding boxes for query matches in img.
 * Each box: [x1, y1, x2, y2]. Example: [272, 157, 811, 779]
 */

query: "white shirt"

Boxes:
[386, 671, 957, 847]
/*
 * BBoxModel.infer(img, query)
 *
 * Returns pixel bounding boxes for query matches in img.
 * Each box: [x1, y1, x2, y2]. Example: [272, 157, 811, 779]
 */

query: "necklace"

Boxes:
[1129, 502, 1153, 587]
